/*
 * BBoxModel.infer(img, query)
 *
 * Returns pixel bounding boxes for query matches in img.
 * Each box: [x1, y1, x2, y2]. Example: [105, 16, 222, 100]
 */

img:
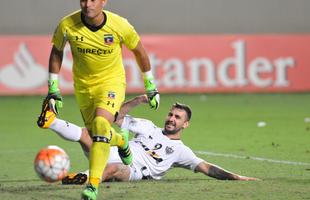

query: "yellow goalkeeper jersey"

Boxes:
[52, 10, 140, 87]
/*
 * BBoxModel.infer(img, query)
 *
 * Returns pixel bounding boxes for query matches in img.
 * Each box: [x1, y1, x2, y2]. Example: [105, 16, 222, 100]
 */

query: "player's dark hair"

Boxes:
[172, 103, 192, 121]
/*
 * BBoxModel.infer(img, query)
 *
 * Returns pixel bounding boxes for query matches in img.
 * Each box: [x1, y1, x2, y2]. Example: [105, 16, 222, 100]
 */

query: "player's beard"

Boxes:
[163, 121, 182, 135]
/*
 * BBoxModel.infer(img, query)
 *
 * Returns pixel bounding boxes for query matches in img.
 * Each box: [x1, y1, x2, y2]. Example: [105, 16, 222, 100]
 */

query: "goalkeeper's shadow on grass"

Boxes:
[0, 178, 40, 183]
[0, 182, 81, 192]
[0, 183, 81, 200]
[0, 178, 76, 184]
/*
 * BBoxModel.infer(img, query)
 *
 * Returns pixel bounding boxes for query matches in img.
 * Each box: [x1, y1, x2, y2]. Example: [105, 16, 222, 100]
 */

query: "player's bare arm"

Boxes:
[131, 41, 151, 72]
[48, 46, 63, 73]
[115, 95, 148, 126]
[195, 161, 259, 181]
[45, 45, 64, 113]
[131, 41, 160, 110]
[36, 45, 64, 120]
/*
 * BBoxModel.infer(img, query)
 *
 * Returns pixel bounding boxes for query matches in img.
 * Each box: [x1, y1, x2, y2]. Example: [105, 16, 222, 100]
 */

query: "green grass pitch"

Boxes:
[0, 93, 310, 200]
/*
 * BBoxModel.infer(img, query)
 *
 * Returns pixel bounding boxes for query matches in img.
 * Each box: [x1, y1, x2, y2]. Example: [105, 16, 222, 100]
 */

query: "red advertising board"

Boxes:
[0, 35, 309, 95]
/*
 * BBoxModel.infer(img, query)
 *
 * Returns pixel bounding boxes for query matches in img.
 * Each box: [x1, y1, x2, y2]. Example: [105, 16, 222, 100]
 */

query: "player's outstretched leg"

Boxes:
[118, 129, 132, 165]
[81, 184, 98, 200]
[37, 96, 56, 128]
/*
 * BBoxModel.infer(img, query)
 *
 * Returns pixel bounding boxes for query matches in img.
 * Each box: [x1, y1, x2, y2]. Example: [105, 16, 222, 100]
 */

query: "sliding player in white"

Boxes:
[41, 95, 259, 183]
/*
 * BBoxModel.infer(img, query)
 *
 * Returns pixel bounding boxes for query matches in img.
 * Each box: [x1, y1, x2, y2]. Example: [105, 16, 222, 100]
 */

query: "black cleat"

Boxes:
[62, 173, 88, 185]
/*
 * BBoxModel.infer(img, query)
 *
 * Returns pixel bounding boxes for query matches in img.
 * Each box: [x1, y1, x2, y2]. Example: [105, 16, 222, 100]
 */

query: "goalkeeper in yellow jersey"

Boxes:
[37, 0, 159, 199]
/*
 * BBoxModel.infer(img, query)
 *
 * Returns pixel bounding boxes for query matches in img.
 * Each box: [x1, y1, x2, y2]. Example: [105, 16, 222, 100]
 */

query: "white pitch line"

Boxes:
[195, 150, 310, 166]
[1, 148, 310, 166]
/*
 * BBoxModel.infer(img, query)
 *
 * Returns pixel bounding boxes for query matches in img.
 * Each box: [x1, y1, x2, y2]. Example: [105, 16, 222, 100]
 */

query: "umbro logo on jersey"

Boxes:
[104, 34, 113, 45]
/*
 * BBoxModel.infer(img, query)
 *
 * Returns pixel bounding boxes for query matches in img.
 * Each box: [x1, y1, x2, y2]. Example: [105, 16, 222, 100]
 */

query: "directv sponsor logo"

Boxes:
[77, 47, 113, 55]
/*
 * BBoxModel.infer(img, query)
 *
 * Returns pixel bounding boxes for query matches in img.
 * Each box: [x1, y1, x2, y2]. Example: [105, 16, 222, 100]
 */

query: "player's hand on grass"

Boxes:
[238, 175, 261, 181]
[144, 74, 160, 110]
[47, 79, 63, 114]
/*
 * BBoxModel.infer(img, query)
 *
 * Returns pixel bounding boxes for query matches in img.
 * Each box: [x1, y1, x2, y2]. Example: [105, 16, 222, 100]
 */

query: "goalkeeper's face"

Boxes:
[164, 108, 189, 135]
[80, 0, 107, 19]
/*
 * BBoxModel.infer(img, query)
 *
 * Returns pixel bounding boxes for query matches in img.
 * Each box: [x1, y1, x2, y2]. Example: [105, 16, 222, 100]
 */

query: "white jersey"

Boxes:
[116, 115, 204, 180]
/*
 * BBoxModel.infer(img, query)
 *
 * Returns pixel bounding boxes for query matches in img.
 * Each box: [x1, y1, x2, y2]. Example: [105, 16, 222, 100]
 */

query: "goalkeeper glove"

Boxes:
[143, 72, 160, 110]
[47, 75, 63, 114]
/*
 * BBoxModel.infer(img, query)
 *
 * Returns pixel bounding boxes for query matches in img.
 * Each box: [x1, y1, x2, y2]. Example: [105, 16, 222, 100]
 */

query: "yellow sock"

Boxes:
[89, 141, 109, 187]
[89, 177, 100, 187]
[109, 127, 125, 148]
[89, 116, 111, 187]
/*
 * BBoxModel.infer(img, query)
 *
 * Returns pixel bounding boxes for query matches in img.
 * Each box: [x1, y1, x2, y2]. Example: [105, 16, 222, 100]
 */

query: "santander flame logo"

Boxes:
[0, 43, 74, 94]
[0, 43, 46, 89]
